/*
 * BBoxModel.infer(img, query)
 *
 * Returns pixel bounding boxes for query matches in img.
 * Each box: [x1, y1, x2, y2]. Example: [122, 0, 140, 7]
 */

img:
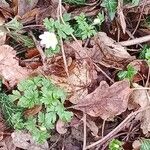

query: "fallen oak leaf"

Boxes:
[129, 84, 150, 135]
[89, 32, 135, 69]
[11, 131, 49, 150]
[0, 45, 30, 87]
[72, 80, 132, 120]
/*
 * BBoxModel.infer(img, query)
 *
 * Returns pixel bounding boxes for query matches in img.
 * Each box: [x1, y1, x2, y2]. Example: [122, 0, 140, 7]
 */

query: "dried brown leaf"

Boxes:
[129, 84, 150, 134]
[11, 131, 49, 150]
[56, 119, 67, 135]
[0, 137, 16, 150]
[73, 80, 131, 120]
[89, 32, 135, 69]
[12, 0, 38, 17]
[48, 60, 96, 104]
[0, 45, 30, 87]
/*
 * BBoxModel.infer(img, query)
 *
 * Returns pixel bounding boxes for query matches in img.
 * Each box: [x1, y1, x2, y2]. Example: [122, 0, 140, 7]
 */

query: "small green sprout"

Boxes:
[109, 139, 124, 150]
[118, 65, 137, 81]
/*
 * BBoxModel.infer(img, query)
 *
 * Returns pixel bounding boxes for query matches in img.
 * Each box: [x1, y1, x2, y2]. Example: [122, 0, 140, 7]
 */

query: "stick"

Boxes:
[119, 35, 150, 46]
[85, 107, 150, 149]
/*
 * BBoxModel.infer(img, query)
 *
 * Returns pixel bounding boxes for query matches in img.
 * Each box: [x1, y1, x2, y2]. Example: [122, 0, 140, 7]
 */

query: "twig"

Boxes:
[102, 119, 106, 138]
[83, 113, 87, 150]
[85, 106, 150, 149]
[119, 35, 150, 46]
[58, 0, 69, 77]
[131, 0, 147, 36]
[94, 63, 114, 83]
[30, 32, 46, 63]
[145, 64, 150, 87]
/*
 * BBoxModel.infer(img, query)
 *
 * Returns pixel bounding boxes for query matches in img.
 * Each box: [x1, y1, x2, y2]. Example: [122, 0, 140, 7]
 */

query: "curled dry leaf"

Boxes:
[0, 45, 30, 87]
[11, 131, 49, 150]
[89, 32, 134, 69]
[73, 80, 131, 120]
[56, 119, 67, 135]
[129, 84, 150, 134]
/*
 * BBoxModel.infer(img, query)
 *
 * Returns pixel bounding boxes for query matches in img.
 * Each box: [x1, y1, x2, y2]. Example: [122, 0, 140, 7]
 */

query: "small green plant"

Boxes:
[118, 65, 137, 81]
[139, 45, 150, 64]
[43, 17, 74, 55]
[2, 76, 73, 143]
[74, 13, 96, 40]
[4, 17, 34, 48]
[101, 0, 117, 20]
[124, 0, 140, 6]
[63, 0, 86, 5]
[109, 139, 124, 150]
[140, 138, 150, 150]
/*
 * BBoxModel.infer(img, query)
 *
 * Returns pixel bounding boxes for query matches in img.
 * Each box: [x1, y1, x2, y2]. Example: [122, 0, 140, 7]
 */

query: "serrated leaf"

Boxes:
[101, 0, 117, 20]
[63, 13, 71, 22]
[6, 17, 23, 31]
[132, 0, 140, 6]
[43, 18, 55, 32]
[141, 139, 150, 150]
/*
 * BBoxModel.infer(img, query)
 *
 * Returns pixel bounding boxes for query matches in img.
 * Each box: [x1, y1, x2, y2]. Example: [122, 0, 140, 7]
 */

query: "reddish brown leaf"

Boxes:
[73, 80, 132, 120]
[24, 105, 42, 117]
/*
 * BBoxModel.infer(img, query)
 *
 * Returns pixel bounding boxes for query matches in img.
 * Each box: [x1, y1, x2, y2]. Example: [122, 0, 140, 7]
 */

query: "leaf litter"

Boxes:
[0, 0, 150, 149]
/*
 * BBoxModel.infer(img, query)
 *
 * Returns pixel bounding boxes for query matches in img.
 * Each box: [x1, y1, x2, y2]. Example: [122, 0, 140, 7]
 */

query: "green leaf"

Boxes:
[38, 112, 45, 124]
[101, 0, 117, 20]
[45, 112, 56, 129]
[63, 13, 71, 22]
[43, 18, 55, 32]
[25, 117, 37, 132]
[145, 48, 150, 60]
[32, 129, 49, 144]
[11, 112, 24, 129]
[9, 90, 21, 102]
[11, 32, 34, 48]
[6, 17, 23, 31]
[109, 139, 123, 150]
[141, 139, 150, 150]
[118, 65, 137, 81]
[63, 0, 85, 5]
[132, 0, 140, 6]
[59, 111, 73, 122]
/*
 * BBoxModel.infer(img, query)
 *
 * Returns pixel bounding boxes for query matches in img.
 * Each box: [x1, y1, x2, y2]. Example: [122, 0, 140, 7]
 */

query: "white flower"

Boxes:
[93, 18, 101, 25]
[39, 32, 58, 49]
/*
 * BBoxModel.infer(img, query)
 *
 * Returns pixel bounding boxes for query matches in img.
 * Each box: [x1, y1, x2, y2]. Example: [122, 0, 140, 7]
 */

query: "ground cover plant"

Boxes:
[0, 0, 150, 150]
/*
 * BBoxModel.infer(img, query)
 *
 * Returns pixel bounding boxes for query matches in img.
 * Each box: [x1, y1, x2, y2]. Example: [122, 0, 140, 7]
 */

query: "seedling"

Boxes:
[0, 76, 73, 143]
[109, 139, 124, 150]
[118, 65, 137, 81]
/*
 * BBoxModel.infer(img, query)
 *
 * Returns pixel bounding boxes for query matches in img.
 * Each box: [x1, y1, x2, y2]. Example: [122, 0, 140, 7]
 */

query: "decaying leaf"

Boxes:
[12, 0, 39, 17]
[73, 80, 131, 120]
[43, 57, 97, 104]
[89, 32, 135, 69]
[56, 119, 67, 135]
[11, 131, 49, 150]
[129, 84, 150, 135]
[0, 45, 30, 87]
[0, 137, 16, 150]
